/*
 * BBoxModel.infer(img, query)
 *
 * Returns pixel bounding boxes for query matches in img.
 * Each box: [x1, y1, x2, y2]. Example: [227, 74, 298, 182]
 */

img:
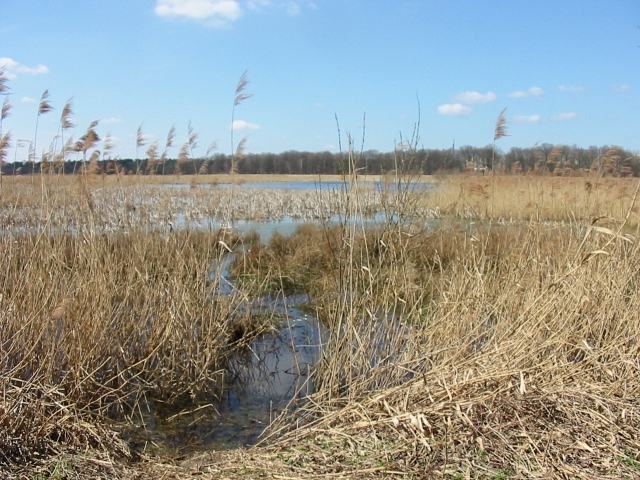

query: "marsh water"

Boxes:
[123, 180, 431, 454]
[125, 300, 325, 454]
[123, 250, 327, 454]
[167, 180, 432, 191]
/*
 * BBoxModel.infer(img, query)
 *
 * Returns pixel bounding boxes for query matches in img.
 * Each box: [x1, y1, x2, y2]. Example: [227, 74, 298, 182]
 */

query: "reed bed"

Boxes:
[427, 173, 640, 226]
[211, 173, 640, 479]
[3, 171, 640, 478]
[0, 178, 287, 475]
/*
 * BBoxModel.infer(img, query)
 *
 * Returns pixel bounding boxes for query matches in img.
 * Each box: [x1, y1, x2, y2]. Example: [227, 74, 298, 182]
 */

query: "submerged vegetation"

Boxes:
[1, 68, 640, 478]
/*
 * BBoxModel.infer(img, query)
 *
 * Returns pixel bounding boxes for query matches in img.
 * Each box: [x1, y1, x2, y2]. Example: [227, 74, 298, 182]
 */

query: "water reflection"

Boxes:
[124, 296, 326, 454]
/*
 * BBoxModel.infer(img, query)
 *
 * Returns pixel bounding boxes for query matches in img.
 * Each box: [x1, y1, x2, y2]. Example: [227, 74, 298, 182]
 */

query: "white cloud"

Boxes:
[285, 1, 301, 15]
[558, 85, 585, 92]
[513, 114, 541, 123]
[155, 0, 241, 26]
[611, 84, 630, 93]
[438, 103, 472, 117]
[307, 2, 317, 9]
[0, 57, 49, 79]
[247, 0, 270, 11]
[232, 120, 261, 130]
[102, 117, 123, 124]
[508, 87, 543, 99]
[314, 102, 324, 108]
[21, 96, 37, 103]
[551, 112, 578, 121]
[450, 91, 496, 104]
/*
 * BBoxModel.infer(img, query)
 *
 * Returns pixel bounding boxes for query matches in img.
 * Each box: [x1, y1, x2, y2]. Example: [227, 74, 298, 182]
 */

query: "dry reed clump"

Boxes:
[1, 227, 265, 410]
[429, 173, 640, 226]
[231, 214, 639, 479]
[0, 190, 279, 474]
[170, 213, 640, 479]
[0, 381, 138, 478]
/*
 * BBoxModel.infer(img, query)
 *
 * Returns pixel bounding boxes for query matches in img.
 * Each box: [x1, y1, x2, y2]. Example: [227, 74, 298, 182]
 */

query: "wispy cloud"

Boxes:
[508, 87, 543, 99]
[21, 96, 37, 103]
[513, 114, 541, 124]
[314, 102, 324, 108]
[102, 117, 123, 124]
[0, 57, 49, 79]
[611, 84, 630, 93]
[438, 103, 472, 117]
[450, 91, 496, 104]
[558, 85, 585, 92]
[551, 112, 578, 121]
[285, 2, 301, 15]
[155, 0, 242, 26]
[248, 0, 305, 15]
[247, 0, 270, 11]
[232, 120, 261, 130]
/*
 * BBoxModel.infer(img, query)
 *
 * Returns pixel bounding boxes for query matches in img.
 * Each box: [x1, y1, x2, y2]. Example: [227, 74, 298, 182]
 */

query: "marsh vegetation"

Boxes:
[1, 70, 639, 479]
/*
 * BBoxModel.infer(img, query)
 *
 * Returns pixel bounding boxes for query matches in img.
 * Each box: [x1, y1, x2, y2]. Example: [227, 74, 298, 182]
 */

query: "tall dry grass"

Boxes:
[426, 173, 640, 226]
[0, 177, 281, 473]
[224, 163, 640, 477]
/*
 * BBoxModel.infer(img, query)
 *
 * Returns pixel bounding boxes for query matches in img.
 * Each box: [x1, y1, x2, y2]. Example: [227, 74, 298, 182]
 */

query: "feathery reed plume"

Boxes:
[490, 108, 508, 170]
[0, 131, 10, 164]
[166, 124, 176, 149]
[0, 67, 9, 95]
[33, 90, 54, 180]
[102, 132, 115, 160]
[490, 107, 508, 215]
[76, 120, 100, 174]
[231, 69, 252, 175]
[206, 140, 218, 157]
[177, 142, 190, 176]
[494, 107, 509, 142]
[161, 124, 176, 175]
[231, 136, 248, 175]
[88, 150, 101, 177]
[0, 98, 11, 184]
[136, 122, 146, 174]
[146, 140, 159, 175]
[57, 97, 75, 174]
[1, 96, 11, 127]
[60, 97, 75, 131]
[188, 121, 199, 177]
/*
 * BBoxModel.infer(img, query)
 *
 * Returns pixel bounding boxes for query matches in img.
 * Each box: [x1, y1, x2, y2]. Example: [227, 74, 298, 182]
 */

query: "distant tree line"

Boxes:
[2, 144, 639, 177]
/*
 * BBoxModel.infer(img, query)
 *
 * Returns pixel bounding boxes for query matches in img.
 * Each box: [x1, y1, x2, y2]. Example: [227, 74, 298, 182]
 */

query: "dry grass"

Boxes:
[3, 170, 640, 479]
[427, 173, 640, 226]
[221, 172, 640, 479]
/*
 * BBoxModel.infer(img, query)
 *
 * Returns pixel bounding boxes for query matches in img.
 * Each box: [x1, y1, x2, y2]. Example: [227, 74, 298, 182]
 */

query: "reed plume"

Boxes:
[57, 97, 75, 174]
[136, 122, 146, 174]
[33, 89, 54, 181]
[75, 120, 100, 175]
[0, 67, 9, 95]
[230, 69, 252, 175]
[146, 140, 159, 175]
[1, 96, 11, 131]
[490, 107, 508, 214]
[188, 121, 199, 177]
[161, 124, 176, 175]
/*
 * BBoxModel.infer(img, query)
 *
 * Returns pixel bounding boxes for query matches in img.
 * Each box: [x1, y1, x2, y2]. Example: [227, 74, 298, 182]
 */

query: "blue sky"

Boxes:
[1, 0, 639, 161]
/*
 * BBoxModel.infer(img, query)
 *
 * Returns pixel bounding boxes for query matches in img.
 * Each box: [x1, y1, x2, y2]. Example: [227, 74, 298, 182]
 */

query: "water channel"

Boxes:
[122, 180, 431, 454]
